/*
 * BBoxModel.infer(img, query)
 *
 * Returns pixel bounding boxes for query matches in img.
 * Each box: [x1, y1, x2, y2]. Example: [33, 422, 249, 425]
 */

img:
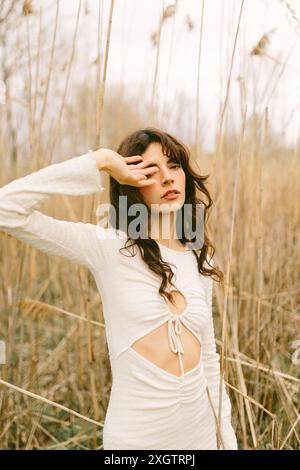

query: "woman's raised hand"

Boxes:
[92, 148, 159, 187]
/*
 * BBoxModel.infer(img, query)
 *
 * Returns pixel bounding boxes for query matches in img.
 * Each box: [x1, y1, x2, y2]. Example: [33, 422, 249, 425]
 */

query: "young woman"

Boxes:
[0, 127, 238, 450]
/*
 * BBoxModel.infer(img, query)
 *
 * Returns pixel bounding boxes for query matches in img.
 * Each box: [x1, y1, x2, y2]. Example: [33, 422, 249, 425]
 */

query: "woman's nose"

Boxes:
[162, 175, 174, 185]
[161, 168, 174, 184]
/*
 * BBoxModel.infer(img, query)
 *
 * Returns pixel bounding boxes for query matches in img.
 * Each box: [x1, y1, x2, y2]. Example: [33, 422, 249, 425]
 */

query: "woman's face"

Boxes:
[138, 142, 186, 214]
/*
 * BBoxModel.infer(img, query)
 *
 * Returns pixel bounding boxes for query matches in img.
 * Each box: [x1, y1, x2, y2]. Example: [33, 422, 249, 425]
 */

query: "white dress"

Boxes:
[0, 151, 238, 450]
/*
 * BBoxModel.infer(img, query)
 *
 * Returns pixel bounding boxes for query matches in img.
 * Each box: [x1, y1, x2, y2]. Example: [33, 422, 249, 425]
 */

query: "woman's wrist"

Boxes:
[90, 148, 111, 172]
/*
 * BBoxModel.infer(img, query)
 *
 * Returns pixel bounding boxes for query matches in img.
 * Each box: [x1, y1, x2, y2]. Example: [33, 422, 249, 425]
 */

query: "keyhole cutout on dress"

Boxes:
[130, 289, 202, 378]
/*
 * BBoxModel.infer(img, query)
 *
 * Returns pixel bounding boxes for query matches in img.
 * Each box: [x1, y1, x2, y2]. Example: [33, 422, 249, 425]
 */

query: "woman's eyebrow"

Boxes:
[146, 158, 175, 167]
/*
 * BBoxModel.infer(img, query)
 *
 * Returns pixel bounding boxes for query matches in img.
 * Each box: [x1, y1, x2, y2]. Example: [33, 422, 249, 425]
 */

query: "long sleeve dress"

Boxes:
[0, 151, 238, 450]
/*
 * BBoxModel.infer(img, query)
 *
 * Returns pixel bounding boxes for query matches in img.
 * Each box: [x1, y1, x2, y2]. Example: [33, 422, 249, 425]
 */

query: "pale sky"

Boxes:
[3, 0, 300, 151]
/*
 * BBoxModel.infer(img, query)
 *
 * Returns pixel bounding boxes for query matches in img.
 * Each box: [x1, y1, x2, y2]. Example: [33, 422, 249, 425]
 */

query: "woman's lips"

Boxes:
[162, 193, 179, 200]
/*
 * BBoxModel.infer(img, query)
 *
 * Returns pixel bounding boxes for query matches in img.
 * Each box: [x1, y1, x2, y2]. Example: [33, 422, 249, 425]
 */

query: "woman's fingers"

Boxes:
[115, 155, 159, 187]
[124, 155, 143, 163]
[130, 159, 158, 169]
[127, 172, 156, 187]
[125, 156, 160, 172]
[137, 178, 156, 186]
[131, 166, 159, 177]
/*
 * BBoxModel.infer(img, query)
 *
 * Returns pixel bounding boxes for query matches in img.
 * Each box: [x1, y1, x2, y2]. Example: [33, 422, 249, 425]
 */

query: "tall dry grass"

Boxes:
[0, 0, 299, 450]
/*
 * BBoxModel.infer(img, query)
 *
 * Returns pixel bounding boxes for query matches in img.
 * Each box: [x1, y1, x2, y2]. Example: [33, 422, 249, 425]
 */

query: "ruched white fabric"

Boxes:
[0, 151, 238, 450]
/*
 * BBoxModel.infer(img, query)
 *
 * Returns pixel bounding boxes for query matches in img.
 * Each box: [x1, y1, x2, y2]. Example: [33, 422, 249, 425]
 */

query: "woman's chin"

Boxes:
[152, 201, 183, 214]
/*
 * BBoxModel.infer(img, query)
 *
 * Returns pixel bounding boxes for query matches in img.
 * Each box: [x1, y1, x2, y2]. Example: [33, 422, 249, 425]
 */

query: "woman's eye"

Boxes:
[170, 164, 180, 169]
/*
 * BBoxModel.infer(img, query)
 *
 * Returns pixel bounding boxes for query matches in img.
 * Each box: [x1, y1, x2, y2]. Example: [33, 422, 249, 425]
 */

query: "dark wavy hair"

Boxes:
[108, 127, 224, 306]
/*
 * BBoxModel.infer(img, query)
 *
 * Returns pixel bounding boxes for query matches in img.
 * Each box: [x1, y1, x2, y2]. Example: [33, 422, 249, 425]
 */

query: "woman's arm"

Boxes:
[202, 262, 238, 450]
[0, 147, 161, 272]
[0, 151, 107, 272]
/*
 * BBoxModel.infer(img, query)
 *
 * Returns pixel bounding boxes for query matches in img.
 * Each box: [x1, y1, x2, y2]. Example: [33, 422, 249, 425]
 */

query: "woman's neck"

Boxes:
[149, 210, 185, 250]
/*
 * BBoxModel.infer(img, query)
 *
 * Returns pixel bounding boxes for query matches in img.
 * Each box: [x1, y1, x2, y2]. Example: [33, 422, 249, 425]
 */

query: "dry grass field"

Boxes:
[0, 0, 299, 450]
